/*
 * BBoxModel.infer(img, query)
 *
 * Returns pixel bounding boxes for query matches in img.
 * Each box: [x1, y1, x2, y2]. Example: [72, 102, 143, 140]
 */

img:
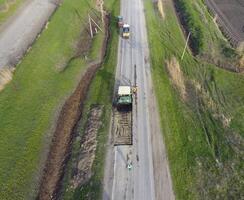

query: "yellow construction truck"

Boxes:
[122, 24, 130, 38]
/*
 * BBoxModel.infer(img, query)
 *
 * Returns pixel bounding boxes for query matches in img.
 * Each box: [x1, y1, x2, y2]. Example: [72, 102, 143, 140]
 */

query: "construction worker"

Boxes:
[132, 86, 137, 94]
[127, 163, 132, 171]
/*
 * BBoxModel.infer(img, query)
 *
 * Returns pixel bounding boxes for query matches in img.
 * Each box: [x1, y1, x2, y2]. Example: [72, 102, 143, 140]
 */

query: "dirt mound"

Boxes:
[37, 14, 110, 200]
[166, 57, 186, 100]
[70, 105, 103, 189]
[0, 67, 14, 91]
[157, 0, 165, 19]
[238, 55, 244, 73]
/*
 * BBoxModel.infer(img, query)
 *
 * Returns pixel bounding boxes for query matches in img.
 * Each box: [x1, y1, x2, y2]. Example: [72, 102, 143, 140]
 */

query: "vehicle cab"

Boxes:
[117, 16, 124, 28]
[122, 24, 130, 38]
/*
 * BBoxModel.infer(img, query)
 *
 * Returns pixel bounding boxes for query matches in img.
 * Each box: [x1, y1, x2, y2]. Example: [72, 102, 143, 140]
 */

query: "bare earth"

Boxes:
[205, 0, 244, 47]
[103, 0, 175, 199]
[0, 0, 59, 70]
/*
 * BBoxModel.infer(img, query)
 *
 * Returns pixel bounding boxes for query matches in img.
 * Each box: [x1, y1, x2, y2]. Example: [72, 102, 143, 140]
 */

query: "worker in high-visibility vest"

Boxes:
[132, 86, 137, 94]
[127, 163, 132, 171]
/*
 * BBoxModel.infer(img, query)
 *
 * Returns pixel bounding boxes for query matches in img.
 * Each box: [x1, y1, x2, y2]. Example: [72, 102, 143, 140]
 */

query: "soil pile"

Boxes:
[70, 106, 103, 189]
[0, 67, 13, 91]
[166, 57, 186, 100]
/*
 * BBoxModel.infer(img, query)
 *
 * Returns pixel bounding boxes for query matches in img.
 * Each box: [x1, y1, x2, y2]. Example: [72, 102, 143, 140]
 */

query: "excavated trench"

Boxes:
[37, 14, 111, 200]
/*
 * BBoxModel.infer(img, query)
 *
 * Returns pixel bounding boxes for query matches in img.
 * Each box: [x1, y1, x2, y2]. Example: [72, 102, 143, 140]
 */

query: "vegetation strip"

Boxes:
[144, 0, 244, 199]
[61, 0, 119, 198]
[38, 14, 110, 200]
[0, 0, 104, 198]
[0, 0, 61, 91]
[172, 0, 243, 72]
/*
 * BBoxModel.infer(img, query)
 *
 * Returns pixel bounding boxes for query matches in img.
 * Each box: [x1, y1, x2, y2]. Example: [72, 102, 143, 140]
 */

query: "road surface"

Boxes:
[0, 0, 59, 70]
[103, 0, 175, 199]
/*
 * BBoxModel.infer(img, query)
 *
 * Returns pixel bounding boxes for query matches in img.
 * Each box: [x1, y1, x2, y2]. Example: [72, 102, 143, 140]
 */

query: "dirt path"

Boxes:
[0, 0, 60, 71]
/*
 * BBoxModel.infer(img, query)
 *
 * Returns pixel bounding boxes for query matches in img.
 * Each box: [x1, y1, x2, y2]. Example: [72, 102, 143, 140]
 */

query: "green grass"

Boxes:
[144, 0, 244, 199]
[174, 0, 204, 54]
[174, 0, 239, 63]
[0, 0, 26, 24]
[0, 0, 105, 199]
[62, 0, 119, 199]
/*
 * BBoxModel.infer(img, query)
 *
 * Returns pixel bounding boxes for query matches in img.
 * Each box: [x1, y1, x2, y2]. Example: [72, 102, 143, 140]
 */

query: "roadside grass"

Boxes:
[174, 0, 229, 53]
[0, 0, 26, 24]
[173, 0, 240, 69]
[144, 0, 244, 199]
[0, 0, 104, 199]
[62, 0, 119, 199]
[89, 31, 104, 61]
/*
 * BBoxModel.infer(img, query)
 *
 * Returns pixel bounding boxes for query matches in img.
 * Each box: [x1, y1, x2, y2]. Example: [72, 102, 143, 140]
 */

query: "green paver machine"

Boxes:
[117, 15, 124, 28]
[116, 86, 132, 110]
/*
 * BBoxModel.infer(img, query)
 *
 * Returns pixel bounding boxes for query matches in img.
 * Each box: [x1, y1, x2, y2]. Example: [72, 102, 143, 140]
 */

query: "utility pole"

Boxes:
[90, 16, 103, 32]
[88, 14, 93, 38]
[100, 0, 104, 24]
[181, 32, 191, 60]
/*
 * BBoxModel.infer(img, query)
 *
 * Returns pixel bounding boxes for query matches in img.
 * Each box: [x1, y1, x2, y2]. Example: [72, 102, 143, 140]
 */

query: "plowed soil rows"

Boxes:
[205, 0, 244, 47]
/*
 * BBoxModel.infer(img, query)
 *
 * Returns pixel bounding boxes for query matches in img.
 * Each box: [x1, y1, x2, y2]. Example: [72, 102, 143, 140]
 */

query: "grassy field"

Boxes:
[0, 0, 26, 24]
[144, 0, 244, 199]
[173, 0, 241, 70]
[0, 0, 106, 199]
[62, 0, 119, 199]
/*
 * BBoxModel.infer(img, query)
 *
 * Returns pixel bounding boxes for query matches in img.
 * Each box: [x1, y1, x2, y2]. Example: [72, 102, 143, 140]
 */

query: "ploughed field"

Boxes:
[205, 0, 244, 46]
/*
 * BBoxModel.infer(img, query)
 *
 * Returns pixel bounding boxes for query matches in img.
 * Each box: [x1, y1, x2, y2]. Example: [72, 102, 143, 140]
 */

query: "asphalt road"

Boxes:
[0, 0, 58, 70]
[103, 0, 175, 199]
